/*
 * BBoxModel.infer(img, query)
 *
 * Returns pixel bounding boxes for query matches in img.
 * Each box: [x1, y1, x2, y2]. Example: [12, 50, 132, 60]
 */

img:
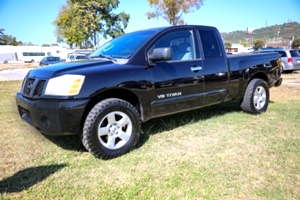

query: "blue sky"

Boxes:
[0, 0, 299, 46]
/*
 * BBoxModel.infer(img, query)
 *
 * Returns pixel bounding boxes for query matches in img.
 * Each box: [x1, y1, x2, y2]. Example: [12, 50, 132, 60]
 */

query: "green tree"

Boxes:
[22, 42, 35, 46]
[54, 2, 79, 48]
[0, 34, 21, 46]
[0, 28, 5, 45]
[291, 38, 300, 49]
[253, 39, 265, 50]
[240, 41, 247, 47]
[3, 35, 18, 46]
[54, 0, 129, 48]
[224, 42, 232, 49]
[0, 28, 23, 45]
[146, 0, 204, 25]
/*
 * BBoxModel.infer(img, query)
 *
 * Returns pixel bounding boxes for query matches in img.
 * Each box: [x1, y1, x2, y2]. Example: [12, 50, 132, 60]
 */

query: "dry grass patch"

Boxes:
[0, 63, 39, 71]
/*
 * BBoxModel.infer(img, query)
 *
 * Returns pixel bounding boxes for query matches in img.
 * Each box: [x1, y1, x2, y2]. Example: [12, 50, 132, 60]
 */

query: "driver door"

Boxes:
[149, 28, 205, 118]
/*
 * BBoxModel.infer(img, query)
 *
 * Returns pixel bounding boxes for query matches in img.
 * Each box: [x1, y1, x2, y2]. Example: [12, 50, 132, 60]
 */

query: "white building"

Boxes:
[227, 43, 254, 54]
[0, 45, 73, 63]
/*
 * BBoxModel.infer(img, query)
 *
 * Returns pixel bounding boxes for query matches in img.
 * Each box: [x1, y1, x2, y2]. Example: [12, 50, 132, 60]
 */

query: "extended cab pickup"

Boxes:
[16, 25, 282, 159]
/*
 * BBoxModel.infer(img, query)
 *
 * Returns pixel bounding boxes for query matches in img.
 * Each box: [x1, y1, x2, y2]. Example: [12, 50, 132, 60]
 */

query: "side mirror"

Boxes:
[149, 47, 172, 62]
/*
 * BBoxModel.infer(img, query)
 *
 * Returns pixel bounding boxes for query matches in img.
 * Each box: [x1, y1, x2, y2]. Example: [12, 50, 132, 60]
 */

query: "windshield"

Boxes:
[90, 31, 155, 59]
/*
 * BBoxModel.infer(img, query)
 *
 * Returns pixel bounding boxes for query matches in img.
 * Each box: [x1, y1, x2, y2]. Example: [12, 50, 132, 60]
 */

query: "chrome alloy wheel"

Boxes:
[253, 86, 267, 110]
[97, 111, 133, 150]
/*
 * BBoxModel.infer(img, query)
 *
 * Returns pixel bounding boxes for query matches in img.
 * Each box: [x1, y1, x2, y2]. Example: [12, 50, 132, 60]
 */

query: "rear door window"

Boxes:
[290, 50, 300, 57]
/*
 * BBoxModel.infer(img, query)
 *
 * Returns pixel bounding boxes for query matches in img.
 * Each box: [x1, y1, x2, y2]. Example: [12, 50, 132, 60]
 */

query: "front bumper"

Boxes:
[16, 92, 89, 135]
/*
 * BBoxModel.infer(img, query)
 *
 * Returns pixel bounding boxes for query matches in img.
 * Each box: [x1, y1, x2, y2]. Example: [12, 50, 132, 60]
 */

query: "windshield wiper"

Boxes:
[90, 54, 117, 61]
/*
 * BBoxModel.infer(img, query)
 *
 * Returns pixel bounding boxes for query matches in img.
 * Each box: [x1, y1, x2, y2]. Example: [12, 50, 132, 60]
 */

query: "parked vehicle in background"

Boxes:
[69, 49, 94, 56]
[289, 49, 300, 71]
[39, 56, 63, 66]
[257, 48, 300, 73]
[66, 53, 89, 62]
[0, 53, 17, 64]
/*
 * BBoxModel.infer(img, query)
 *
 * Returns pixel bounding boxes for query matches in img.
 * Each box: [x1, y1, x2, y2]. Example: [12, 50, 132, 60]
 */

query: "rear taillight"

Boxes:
[288, 57, 293, 63]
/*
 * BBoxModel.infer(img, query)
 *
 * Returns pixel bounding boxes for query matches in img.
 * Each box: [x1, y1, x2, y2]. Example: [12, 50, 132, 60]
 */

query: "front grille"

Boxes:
[23, 78, 35, 96]
[22, 77, 46, 98]
[33, 80, 46, 97]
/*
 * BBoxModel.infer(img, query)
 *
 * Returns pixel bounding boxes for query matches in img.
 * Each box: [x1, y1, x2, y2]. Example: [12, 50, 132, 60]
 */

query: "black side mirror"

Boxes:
[149, 47, 172, 62]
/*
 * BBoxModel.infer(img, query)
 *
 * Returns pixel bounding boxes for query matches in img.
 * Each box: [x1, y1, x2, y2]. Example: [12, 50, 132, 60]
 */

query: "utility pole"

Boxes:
[285, 19, 291, 49]
[277, 29, 280, 47]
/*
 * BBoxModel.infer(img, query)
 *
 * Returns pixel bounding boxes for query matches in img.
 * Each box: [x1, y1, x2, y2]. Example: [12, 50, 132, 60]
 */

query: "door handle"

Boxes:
[191, 66, 202, 72]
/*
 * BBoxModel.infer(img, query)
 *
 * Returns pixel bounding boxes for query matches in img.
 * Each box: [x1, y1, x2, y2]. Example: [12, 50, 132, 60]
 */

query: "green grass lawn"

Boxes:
[0, 79, 299, 199]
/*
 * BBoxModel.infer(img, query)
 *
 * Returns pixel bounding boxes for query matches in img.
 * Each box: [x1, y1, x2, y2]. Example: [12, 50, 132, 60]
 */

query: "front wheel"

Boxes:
[240, 79, 269, 114]
[82, 98, 141, 159]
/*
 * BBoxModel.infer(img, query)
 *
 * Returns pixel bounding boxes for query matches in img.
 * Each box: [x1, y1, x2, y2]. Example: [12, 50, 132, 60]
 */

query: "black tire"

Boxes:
[82, 98, 141, 159]
[284, 70, 293, 74]
[240, 79, 269, 114]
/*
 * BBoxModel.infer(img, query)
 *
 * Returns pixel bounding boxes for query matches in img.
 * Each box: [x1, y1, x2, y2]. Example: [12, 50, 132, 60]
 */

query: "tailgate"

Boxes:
[292, 56, 300, 68]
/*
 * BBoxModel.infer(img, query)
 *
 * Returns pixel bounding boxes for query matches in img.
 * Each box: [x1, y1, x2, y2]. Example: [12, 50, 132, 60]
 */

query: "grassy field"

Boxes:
[0, 73, 300, 199]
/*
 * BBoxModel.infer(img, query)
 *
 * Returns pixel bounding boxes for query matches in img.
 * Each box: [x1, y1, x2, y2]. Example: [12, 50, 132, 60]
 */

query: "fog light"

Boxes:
[41, 116, 51, 128]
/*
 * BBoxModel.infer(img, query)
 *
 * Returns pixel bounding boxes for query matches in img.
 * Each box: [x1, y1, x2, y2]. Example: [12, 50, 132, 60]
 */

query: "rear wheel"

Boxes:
[240, 79, 269, 114]
[82, 98, 141, 159]
[284, 70, 293, 73]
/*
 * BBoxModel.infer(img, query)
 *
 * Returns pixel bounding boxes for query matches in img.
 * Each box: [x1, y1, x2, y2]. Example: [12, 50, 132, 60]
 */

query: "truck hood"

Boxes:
[27, 59, 120, 79]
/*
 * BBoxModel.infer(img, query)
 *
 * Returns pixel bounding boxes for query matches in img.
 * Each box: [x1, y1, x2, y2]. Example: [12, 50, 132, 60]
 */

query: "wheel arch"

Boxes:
[240, 78, 270, 114]
[248, 71, 268, 84]
[79, 88, 143, 133]
[238, 71, 269, 101]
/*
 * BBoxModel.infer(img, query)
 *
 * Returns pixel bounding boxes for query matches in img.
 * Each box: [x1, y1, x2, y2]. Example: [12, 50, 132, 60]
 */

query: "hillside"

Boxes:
[221, 21, 300, 46]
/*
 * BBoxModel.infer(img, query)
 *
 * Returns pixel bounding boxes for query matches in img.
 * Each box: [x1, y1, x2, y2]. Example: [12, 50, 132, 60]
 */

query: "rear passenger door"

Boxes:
[196, 27, 229, 105]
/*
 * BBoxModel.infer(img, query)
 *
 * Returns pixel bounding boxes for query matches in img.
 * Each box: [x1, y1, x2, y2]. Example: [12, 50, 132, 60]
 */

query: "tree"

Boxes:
[54, 0, 130, 48]
[224, 42, 232, 49]
[54, 2, 80, 48]
[253, 39, 265, 50]
[22, 42, 35, 46]
[146, 0, 204, 26]
[0, 28, 5, 45]
[0, 28, 22, 46]
[291, 38, 300, 49]
[1, 35, 21, 46]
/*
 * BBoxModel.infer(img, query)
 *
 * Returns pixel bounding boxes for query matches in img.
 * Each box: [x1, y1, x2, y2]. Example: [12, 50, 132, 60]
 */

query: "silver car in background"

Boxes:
[289, 49, 300, 71]
[258, 48, 300, 73]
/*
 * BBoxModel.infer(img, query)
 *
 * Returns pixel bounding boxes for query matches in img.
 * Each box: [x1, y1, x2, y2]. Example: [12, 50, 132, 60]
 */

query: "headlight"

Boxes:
[45, 74, 85, 96]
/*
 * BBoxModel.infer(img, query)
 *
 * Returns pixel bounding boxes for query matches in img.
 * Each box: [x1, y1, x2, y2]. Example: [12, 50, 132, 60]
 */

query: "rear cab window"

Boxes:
[198, 29, 222, 59]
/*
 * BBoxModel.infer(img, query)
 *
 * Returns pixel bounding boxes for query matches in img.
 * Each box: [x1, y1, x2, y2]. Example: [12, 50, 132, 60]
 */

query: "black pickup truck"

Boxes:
[16, 25, 282, 159]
